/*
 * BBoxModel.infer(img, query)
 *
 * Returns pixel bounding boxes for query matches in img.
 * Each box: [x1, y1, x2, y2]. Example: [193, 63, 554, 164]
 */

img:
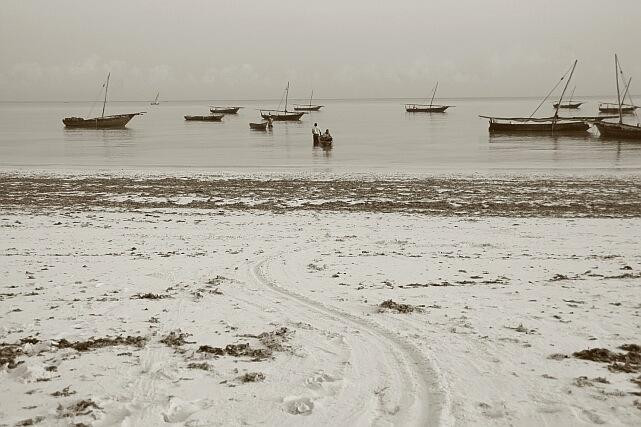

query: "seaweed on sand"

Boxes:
[56, 335, 147, 352]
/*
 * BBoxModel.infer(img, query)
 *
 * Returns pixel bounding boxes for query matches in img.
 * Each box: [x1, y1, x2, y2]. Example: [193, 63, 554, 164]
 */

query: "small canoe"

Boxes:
[405, 104, 451, 113]
[319, 135, 333, 144]
[63, 113, 144, 129]
[487, 120, 589, 134]
[185, 114, 224, 121]
[210, 106, 242, 114]
[249, 122, 268, 130]
[553, 102, 583, 109]
[594, 121, 641, 140]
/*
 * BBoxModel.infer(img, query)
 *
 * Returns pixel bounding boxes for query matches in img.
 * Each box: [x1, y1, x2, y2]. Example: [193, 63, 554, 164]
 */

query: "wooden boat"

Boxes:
[595, 55, 641, 141]
[405, 82, 452, 113]
[481, 60, 593, 134]
[210, 106, 242, 114]
[150, 92, 160, 105]
[293, 90, 324, 111]
[62, 73, 144, 129]
[318, 134, 333, 144]
[249, 122, 268, 130]
[260, 82, 306, 121]
[598, 102, 638, 114]
[594, 122, 641, 139]
[184, 114, 224, 121]
[552, 86, 582, 109]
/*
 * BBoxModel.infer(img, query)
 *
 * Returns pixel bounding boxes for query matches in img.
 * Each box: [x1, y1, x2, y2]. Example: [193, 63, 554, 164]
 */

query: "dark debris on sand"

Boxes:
[197, 343, 272, 361]
[238, 372, 265, 383]
[57, 399, 101, 418]
[238, 327, 292, 352]
[15, 416, 46, 426]
[56, 335, 147, 352]
[160, 330, 193, 348]
[378, 299, 422, 314]
[130, 292, 172, 300]
[572, 344, 641, 373]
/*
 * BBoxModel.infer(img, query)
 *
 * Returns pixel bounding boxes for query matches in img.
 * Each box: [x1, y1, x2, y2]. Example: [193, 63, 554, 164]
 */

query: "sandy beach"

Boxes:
[1, 173, 641, 426]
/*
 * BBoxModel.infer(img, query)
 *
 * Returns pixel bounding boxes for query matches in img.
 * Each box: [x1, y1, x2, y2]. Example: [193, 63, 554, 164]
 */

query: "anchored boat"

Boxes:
[480, 60, 594, 134]
[405, 82, 453, 112]
[552, 86, 582, 109]
[184, 114, 224, 121]
[594, 55, 641, 140]
[62, 73, 145, 129]
[260, 82, 306, 121]
[150, 92, 160, 106]
[293, 90, 324, 111]
[210, 106, 242, 114]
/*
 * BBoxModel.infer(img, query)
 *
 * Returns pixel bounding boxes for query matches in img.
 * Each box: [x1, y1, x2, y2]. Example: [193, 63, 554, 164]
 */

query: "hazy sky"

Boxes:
[1, 0, 639, 101]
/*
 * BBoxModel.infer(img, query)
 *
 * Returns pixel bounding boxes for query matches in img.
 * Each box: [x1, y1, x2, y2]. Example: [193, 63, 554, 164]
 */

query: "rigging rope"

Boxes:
[527, 63, 574, 120]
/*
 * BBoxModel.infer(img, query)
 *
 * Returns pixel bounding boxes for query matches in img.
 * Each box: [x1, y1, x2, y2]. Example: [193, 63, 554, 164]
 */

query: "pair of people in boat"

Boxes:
[312, 123, 331, 143]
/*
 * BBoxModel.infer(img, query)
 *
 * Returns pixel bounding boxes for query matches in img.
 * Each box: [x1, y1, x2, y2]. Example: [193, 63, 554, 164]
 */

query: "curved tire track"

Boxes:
[251, 248, 451, 426]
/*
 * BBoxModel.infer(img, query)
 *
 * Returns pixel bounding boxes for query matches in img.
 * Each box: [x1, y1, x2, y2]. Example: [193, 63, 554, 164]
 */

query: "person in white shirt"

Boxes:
[312, 123, 321, 144]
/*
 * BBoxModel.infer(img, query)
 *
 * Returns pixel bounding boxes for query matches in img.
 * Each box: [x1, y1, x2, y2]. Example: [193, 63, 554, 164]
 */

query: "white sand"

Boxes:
[1, 210, 640, 426]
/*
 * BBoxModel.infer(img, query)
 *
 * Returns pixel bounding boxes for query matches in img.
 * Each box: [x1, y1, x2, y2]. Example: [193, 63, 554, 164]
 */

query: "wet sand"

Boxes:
[1, 174, 641, 425]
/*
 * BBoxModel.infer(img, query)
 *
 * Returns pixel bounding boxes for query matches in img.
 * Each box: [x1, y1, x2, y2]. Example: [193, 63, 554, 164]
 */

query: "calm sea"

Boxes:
[1, 98, 641, 175]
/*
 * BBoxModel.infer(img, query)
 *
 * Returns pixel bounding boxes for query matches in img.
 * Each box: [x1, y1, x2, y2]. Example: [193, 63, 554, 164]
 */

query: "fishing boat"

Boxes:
[598, 103, 638, 114]
[62, 73, 144, 129]
[210, 106, 242, 114]
[552, 86, 582, 109]
[319, 134, 333, 144]
[405, 82, 452, 112]
[150, 92, 160, 105]
[293, 90, 324, 111]
[594, 55, 641, 140]
[185, 114, 224, 121]
[260, 82, 306, 121]
[249, 122, 268, 130]
[480, 60, 592, 134]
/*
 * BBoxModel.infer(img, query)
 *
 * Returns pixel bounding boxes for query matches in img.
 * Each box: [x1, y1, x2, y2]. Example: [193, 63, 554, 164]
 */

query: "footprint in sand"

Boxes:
[305, 372, 339, 392]
[283, 396, 314, 415]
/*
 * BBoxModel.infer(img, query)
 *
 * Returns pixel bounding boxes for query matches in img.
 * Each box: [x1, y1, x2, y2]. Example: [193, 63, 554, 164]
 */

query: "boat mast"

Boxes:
[554, 60, 577, 120]
[155, 92, 159, 103]
[568, 86, 576, 104]
[284, 82, 289, 112]
[615, 54, 623, 124]
[429, 82, 439, 107]
[309, 90, 313, 107]
[101, 72, 110, 118]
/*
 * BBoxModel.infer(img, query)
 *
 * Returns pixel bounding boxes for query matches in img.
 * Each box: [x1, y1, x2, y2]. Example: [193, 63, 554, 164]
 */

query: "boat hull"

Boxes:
[62, 113, 139, 129]
[405, 105, 449, 113]
[553, 102, 583, 109]
[185, 114, 223, 121]
[293, 105, 323, 111]
[260, 112, 305, 121]
[210, 107, 241, 114]
[249, 122, 268, 130]
[594, 122, 641, 140]
[488, 121, 589, 134]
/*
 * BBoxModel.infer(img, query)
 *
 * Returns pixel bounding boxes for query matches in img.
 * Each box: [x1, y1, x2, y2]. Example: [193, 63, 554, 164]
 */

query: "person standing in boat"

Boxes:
[312, 123, 321, 144]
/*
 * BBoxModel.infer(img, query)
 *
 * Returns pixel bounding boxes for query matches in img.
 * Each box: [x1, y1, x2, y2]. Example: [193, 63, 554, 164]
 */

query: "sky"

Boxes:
[1, 0, 640, 101]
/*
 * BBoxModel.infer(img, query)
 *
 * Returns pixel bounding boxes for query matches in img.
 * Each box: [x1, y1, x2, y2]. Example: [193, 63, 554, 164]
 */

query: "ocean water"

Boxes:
[1, 98, 641, 175]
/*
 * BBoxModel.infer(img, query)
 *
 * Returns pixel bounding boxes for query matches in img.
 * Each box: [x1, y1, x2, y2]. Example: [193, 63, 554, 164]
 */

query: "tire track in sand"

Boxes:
[251, 247, 452, 426]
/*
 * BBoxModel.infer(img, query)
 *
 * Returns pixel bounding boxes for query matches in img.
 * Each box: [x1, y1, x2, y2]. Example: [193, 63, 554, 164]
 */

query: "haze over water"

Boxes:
[1, 98, 641, 175]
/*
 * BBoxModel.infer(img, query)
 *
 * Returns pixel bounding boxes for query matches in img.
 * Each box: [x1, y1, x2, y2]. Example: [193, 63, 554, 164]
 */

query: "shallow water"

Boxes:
[1, 98, 640, 174]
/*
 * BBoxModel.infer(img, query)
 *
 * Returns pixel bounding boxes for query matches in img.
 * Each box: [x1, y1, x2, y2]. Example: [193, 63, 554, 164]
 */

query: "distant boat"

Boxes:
[260, 82, 306, 121]
[185, 114, 223, 121]
[552, 86, 582, 109]
[405, 82, 453, 112]
[598, 71, 639, 114]
[293, 90, 324, 111]
[480, 60, 594, 134]
[210, 106, 242, 114]
[594, 55, 641, 140]
[63, 73, 144, 129]
[150, 92, 160, 106]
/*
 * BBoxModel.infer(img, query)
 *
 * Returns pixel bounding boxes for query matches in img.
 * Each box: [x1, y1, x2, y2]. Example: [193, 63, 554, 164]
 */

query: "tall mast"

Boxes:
[615, 54, 623, 124]
[429, 82, 438, 107]
[102, 72, 110, 118]
[309, 90, 313, 107]
[554, 59, 577, 120]
[284, 82, 289, 112]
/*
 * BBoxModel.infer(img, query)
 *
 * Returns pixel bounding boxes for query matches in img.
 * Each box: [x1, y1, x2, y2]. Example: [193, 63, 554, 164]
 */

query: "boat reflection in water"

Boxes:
[63, 127, 136, 145]
[313, 140, 332, 158]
